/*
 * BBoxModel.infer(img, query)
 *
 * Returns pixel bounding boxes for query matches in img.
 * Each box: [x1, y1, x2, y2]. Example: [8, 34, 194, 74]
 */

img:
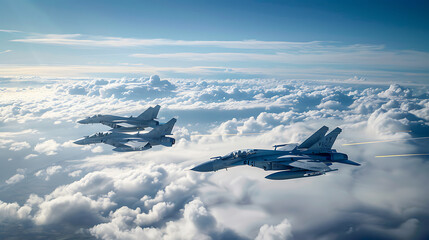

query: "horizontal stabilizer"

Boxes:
[147, 118, 176, 137]
[337, 159, 361, 166]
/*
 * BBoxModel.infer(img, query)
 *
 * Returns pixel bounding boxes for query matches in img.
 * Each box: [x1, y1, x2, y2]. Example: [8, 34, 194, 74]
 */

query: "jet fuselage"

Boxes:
[77, 115, 159, 128]
[192, 149, 348, 172]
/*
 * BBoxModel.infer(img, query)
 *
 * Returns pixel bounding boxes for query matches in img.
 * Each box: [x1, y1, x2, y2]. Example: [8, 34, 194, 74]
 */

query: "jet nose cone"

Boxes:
[73, 139, 85, 145]
[191, 161, 214, 172]
[77, 119, 85, 124]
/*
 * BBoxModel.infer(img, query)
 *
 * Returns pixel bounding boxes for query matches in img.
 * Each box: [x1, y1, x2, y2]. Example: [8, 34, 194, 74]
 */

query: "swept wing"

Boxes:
[103, 138, 149, 149]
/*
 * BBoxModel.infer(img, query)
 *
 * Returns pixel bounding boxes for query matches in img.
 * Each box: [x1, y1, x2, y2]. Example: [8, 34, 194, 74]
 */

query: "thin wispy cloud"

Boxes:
[131, 50, 429, 68]
[1, 31, 427, 83]
[1, 64, 428, 83]
[0, 29, 21, 33]
[11, 33, 325, 49]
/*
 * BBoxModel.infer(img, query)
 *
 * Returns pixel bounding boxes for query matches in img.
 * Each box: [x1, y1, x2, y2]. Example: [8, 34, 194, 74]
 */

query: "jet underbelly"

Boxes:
[243, 159, 291, 171]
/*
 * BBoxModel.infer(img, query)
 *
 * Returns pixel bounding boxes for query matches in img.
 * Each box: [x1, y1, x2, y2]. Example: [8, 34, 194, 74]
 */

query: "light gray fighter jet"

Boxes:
[77, 105, 161, 132]
[74, 118, 176, 152]
[191, 126, 360, 180]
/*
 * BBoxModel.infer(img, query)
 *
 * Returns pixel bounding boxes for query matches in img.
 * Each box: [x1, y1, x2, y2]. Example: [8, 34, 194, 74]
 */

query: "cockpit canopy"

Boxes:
[88, 132, 110, 138]
[89, 114, 103, 118]
[221, 149, 255, 160]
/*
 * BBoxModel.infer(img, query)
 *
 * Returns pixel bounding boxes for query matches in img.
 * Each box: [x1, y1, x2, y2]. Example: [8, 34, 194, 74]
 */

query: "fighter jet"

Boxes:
[191, 126, 360, 180]
[77, 105, 161, 132]
[74, 118, 176, 152]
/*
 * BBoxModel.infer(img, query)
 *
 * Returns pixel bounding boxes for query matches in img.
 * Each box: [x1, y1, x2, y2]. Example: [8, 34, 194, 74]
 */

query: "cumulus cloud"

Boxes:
[9, 141, 31, 151]
[68, 170, 82, 178]
[5, 173, 25, 185]
[90, 198, 244, 240]
[34, 139, 61, 155]
[0, 139, 14, 148]
[33, 192, 115, 226]
[91, 146, 104, 153]
[0, 201, 31, 221]
[256, 219, 293, 240]
[35, 165, 62, 181]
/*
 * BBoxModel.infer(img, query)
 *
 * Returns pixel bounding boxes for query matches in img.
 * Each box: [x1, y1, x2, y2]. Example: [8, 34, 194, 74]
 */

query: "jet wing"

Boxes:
[123, 141, 150, 148]
[114, 122, 140, 128]
[287, 160, 332, 172]
[101, 121, 140, 128]
[104, 139, 151, 151]
[100, 122, 118, 128]
[103, 140, 129, 148]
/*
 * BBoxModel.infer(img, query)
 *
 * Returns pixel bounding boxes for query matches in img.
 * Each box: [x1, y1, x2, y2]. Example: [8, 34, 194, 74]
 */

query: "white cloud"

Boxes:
[33, 192, 115, 226]
[0, 129, 38, 138]
[0, 29, 21, 33]
[131, 50, 429, 69]
[0, 50, 12, 54]
[0, 76, 428, 240]
[256, 219, 293, 240]
[24, 154, 38, 159]
[68, 170, 82, 177]
[90, 198, 244, 240]
[0, 201, 31, 221]
[35, 165, 63, 181]
[5, 173, 25, 184]
[4, 32, 429, 83]
[91, 146, 104, 153]
[34, 139, 61, 155]
[0, 138, 13, 148]
[1, 65, 428, 83]
[11, 33, 322, 49]
[9, 141, 31, 151]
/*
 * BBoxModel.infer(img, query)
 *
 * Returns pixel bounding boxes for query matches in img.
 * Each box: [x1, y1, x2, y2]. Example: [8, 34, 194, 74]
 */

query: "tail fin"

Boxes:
[307, 127, 342, 152]
[147, 118, 176, 137]
[298, 126, 329, 149]
[151, 105, 161, 119]
[137, 105, 161, 120]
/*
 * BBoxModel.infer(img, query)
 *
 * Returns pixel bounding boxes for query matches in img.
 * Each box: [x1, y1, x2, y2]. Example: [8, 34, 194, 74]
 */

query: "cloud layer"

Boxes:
[0, 76, 428, 239]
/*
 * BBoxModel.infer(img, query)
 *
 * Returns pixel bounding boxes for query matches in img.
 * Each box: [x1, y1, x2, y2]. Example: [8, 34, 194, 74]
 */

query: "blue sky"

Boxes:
[1, 0, 429, 82]
[1, 0, 428, 49]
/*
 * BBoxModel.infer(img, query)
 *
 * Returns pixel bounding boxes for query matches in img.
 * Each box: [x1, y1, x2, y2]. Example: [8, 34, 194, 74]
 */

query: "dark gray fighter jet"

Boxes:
[77, 105, 161, 132]
[74, 118, 176, 152]
[191, 126, 360, 180]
